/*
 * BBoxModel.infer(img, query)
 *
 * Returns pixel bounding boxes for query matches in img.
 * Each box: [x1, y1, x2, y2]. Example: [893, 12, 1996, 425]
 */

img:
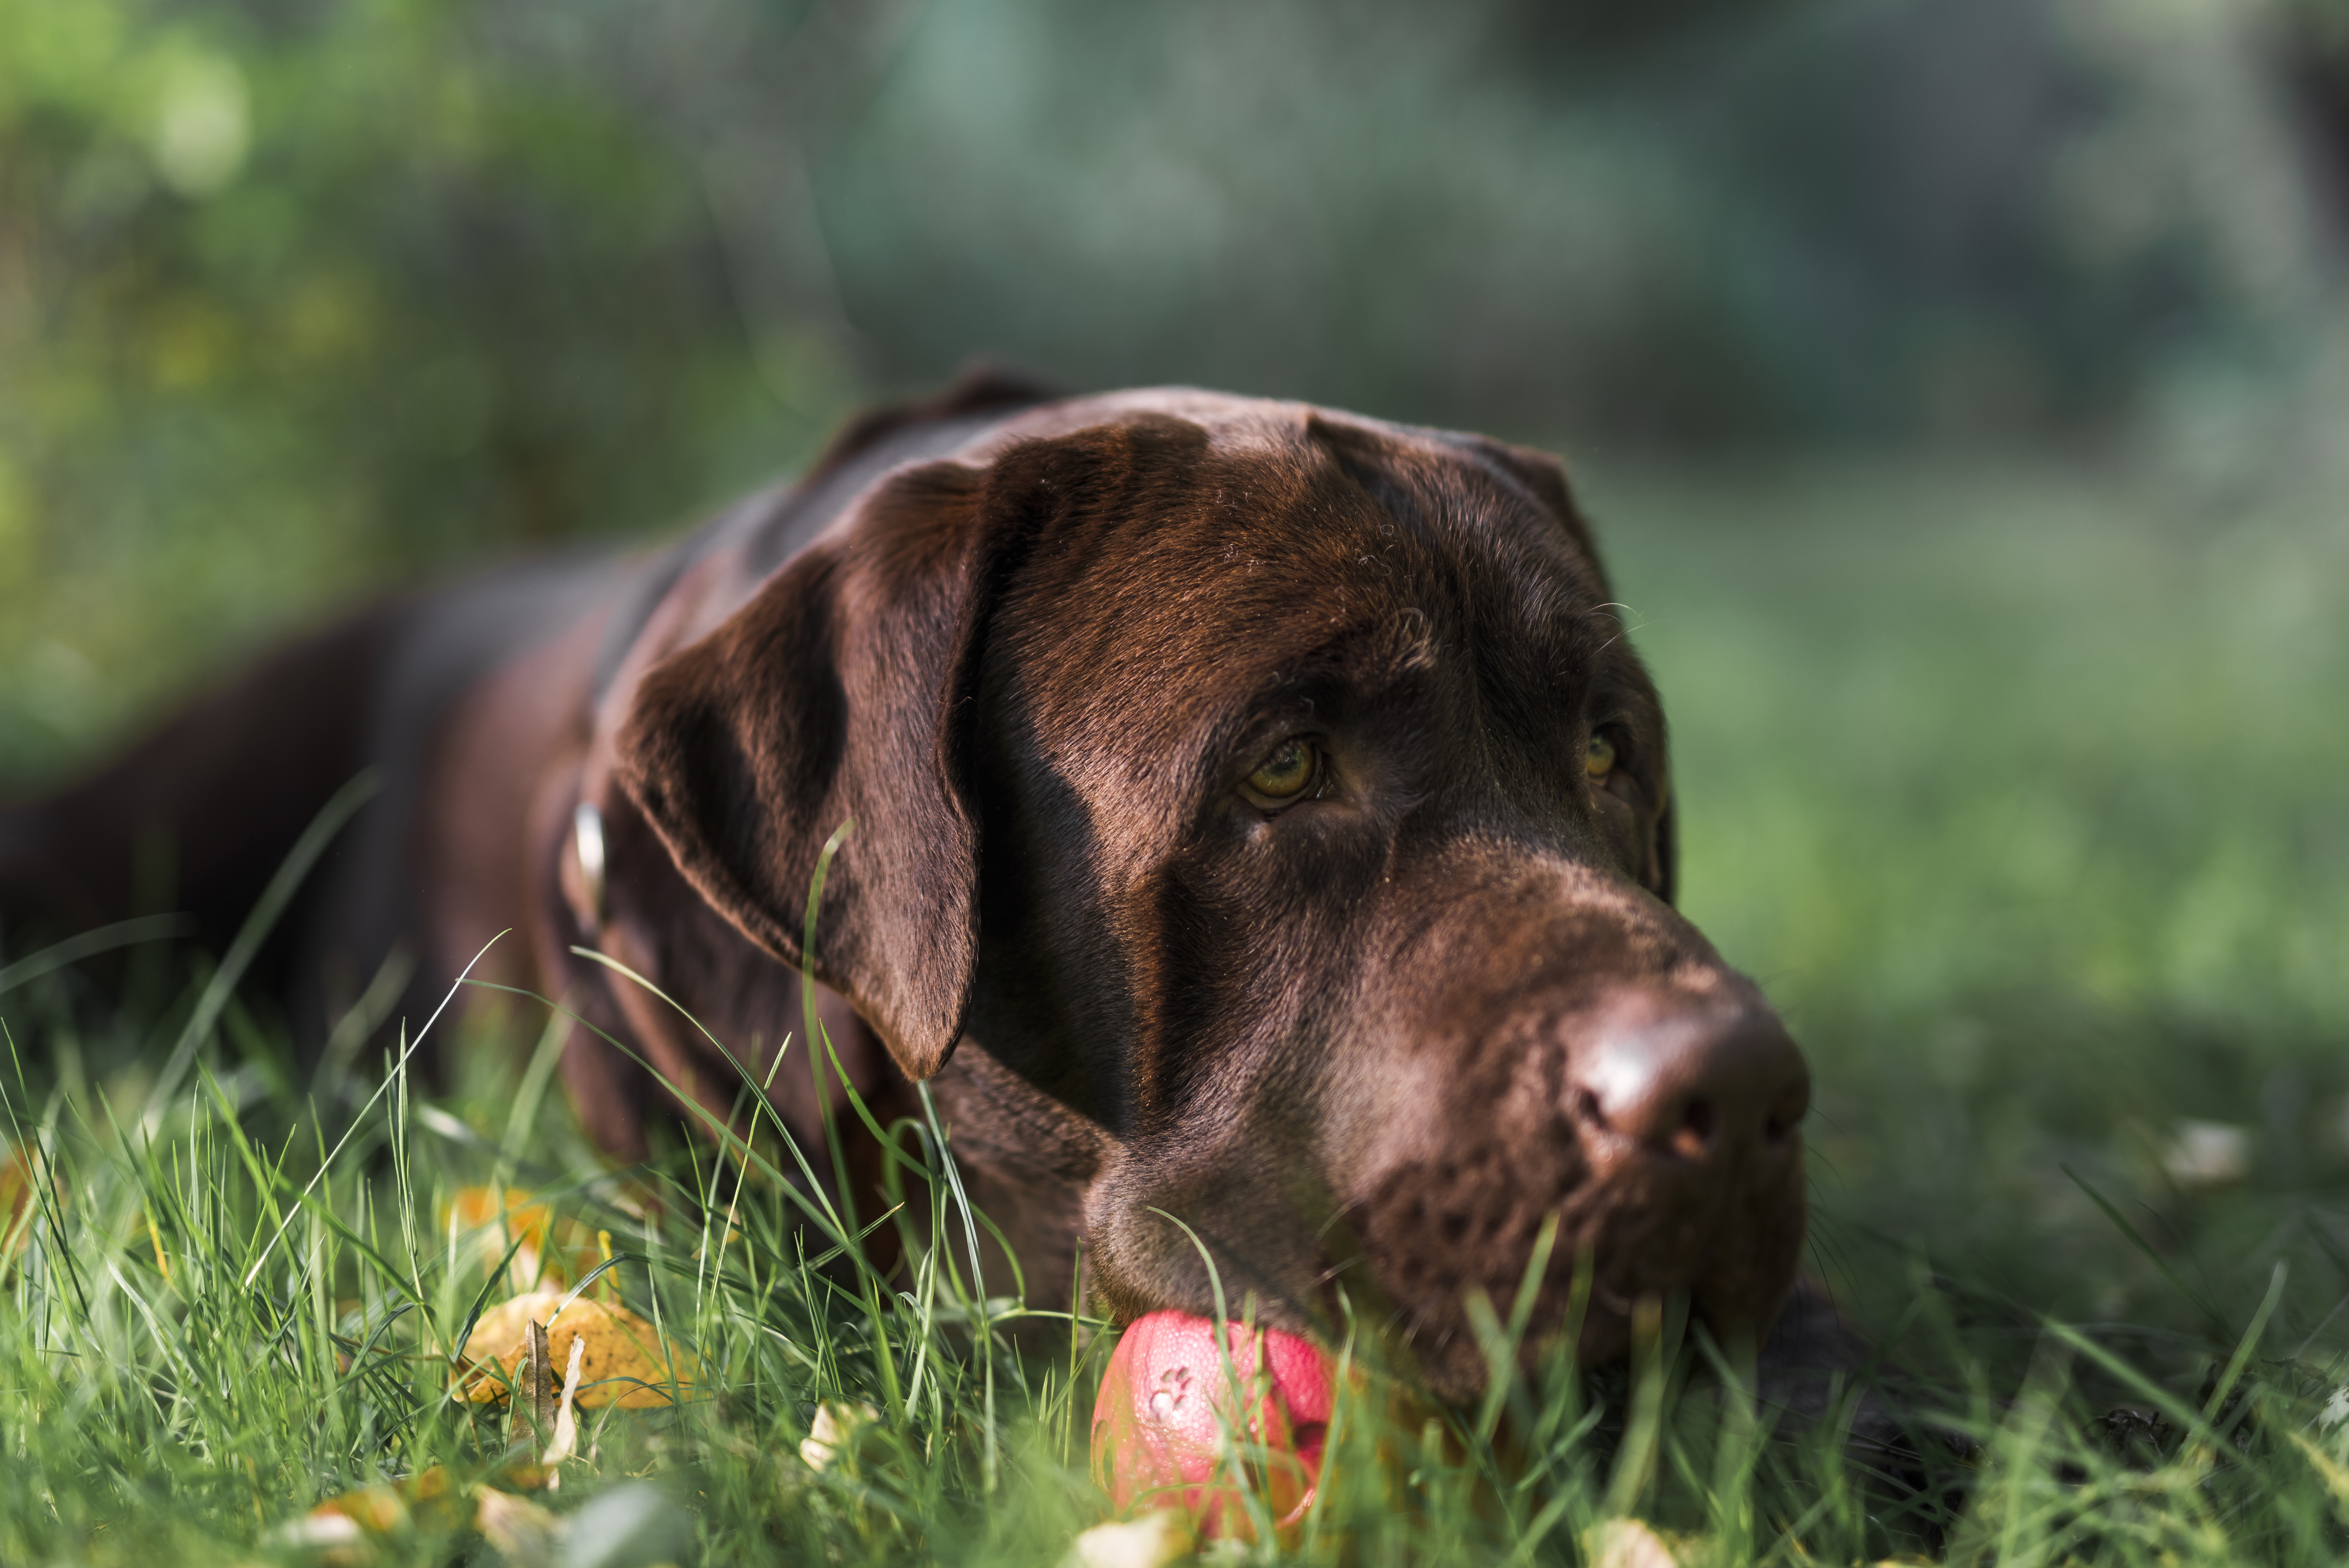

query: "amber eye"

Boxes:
[1244, 738, 1321, 805]
[1585, 730, 1617, 779]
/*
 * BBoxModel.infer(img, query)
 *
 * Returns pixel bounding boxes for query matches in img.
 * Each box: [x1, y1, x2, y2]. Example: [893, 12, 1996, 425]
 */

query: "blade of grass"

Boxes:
[2064, 1164, 2231, 1339]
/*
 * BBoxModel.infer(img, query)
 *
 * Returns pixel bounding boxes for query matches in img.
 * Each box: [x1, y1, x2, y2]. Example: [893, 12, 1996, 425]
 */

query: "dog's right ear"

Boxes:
[613, 415, 1211, 1083]
[611, 459, 1002, 1084]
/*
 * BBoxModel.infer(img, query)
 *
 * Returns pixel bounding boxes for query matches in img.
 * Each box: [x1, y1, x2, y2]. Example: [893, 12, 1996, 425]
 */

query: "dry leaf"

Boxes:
[798, 1400, 881, 1472]
[0, 1144, 57, 1260]
[461, 1288, 692, 1409]
[2160, 1119, 2250, 1189]
[276, 1465, 461, 1563]
[544, 1331, 587, 1469]
[521, 1318, 556, 1432]
[274, 1510, 366, 1561]
[1587, 1519, 1678, 1568]
[442, 1187, 595, 1289]
[475, 1486, 561, 1567]
[1067, 1510, 1195, 1568]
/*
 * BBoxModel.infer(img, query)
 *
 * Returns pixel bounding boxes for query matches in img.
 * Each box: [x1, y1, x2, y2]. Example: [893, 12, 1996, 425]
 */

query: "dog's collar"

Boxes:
[571, 800, 608, 929]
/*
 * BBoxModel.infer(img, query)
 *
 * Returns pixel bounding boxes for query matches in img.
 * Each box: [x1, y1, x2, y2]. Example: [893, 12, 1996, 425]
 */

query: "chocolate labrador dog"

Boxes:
[0, 371, 1815, 1399]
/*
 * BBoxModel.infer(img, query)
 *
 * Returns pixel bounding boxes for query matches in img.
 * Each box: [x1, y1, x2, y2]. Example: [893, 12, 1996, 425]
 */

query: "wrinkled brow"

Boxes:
[1470, 592, 1628, 744]
[1273, 603, 1443, 694]
[1340, 448, 1614, 688]
[1164, 607, 1445, 794]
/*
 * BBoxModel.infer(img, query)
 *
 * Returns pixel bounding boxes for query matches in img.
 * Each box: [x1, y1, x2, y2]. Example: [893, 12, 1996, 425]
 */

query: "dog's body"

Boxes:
[4, 373, 1821, 1397]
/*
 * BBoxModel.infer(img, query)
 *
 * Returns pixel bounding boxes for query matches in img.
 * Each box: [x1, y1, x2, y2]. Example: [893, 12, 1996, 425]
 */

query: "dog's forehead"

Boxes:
[983, 395, 1619, 775]
[971, 386, 1337, 457]
[975, 388, 1556, 498]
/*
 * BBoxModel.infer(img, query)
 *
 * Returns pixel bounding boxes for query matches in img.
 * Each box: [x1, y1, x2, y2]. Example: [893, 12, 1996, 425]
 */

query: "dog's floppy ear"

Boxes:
[611, 459, 999, 1082]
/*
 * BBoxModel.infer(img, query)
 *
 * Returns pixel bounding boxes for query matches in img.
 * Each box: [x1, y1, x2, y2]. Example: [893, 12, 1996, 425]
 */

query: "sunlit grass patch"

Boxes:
[0, 946, 2343, 1565]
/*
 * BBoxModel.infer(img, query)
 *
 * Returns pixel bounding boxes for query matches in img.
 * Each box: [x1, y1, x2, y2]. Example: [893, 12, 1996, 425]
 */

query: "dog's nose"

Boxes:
[1571, 998, 1809, 1161]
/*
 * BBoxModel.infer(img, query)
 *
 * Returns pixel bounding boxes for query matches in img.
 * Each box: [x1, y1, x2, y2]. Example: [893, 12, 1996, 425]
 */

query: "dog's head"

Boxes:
[613, 391, 1808, 1396]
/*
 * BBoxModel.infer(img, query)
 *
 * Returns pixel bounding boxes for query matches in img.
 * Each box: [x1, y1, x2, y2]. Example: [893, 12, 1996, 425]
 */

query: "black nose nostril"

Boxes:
[1762, 1083, 1810, 1147]
[1670, 1097, 1717, 1159]
[1572, 997, 1808, 1161]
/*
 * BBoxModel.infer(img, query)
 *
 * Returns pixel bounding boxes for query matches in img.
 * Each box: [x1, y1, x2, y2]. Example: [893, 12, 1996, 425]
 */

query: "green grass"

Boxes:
[1, 450, 2346, 1563]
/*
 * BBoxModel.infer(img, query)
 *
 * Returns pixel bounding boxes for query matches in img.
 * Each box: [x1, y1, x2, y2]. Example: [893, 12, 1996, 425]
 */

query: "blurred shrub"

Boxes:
[0, 0, 851, 776]
[2, 0, 2340, 777]
[809, 0, 2338, 441]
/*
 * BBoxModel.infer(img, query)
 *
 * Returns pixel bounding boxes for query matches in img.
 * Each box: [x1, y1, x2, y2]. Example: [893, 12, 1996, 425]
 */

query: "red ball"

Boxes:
[1090, 1311, 1334, 1537]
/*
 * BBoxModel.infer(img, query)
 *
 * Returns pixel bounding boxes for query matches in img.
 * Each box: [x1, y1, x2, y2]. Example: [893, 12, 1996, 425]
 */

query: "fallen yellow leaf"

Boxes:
[474, 1485, 561, 1564]
[0, 1144, 57, 1259]
[460, 1288, 692, 1410]
[442, 1186, 596, 1289]
[275, 1465, 462, 1563]
[799, 1400, 881, 1472]
[1068, 1510, 1194, 1568]
[1587, 1519, 1678, 1568]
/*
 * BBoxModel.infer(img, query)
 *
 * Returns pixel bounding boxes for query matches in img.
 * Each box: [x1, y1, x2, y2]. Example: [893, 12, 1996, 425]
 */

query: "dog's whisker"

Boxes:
[1312, 1253, 1369, 1288]
[1313, 1196, 1370, 1244]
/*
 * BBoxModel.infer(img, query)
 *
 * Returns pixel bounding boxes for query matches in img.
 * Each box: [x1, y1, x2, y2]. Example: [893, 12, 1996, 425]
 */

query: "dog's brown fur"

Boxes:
[3, 373, 1811, 1397]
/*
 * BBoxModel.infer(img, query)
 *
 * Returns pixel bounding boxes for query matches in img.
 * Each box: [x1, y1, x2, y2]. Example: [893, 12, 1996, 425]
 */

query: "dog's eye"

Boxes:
[1243, 738, 1321, 806]
[1585, 730, 1617, 780]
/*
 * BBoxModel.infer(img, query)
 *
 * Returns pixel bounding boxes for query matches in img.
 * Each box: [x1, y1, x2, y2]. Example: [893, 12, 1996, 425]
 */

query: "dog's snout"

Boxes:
[1572, 1000, 1810, 1161]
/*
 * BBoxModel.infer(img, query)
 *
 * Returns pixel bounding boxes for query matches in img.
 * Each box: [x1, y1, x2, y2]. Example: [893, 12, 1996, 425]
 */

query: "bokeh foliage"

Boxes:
[0, 0, 856, 777]
[5, 0, 2345, 779]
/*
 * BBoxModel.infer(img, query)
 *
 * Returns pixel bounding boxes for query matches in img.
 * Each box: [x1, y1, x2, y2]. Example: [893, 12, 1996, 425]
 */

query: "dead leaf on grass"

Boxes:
[274, 1464, 462, 1562]
[0, 1144, 59, 1260]
[474, 1486, 562, 1567]
[460, 1288, 692, 1409]
[442, 1186, 597, 1289]
[798, 1400, 882, 1472]
[1066, 1509, 1195, 1568]
[1587, 1518, 1679, 1568]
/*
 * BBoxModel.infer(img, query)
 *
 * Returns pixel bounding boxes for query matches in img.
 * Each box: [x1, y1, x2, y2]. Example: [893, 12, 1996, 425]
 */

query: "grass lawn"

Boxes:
[0, 450, 2344, 1564]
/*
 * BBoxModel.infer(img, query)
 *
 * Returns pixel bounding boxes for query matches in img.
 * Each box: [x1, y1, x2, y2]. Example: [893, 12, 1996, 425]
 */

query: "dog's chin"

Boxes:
[1086, 1154, 1809, 1406]
[1096, 1237, 1802, 1416]
[1360, 1244, 1808, 1405]
[1100, 1283, 1799, 1414]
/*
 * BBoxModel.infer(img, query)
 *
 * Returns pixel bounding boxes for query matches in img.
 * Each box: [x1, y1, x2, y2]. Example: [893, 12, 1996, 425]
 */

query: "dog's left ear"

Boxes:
[611, 460, 998, 1083]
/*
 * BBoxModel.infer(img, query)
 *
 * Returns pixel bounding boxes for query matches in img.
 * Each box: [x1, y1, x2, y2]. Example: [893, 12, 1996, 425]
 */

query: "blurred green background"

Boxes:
[2, 0, 2346, 1350]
